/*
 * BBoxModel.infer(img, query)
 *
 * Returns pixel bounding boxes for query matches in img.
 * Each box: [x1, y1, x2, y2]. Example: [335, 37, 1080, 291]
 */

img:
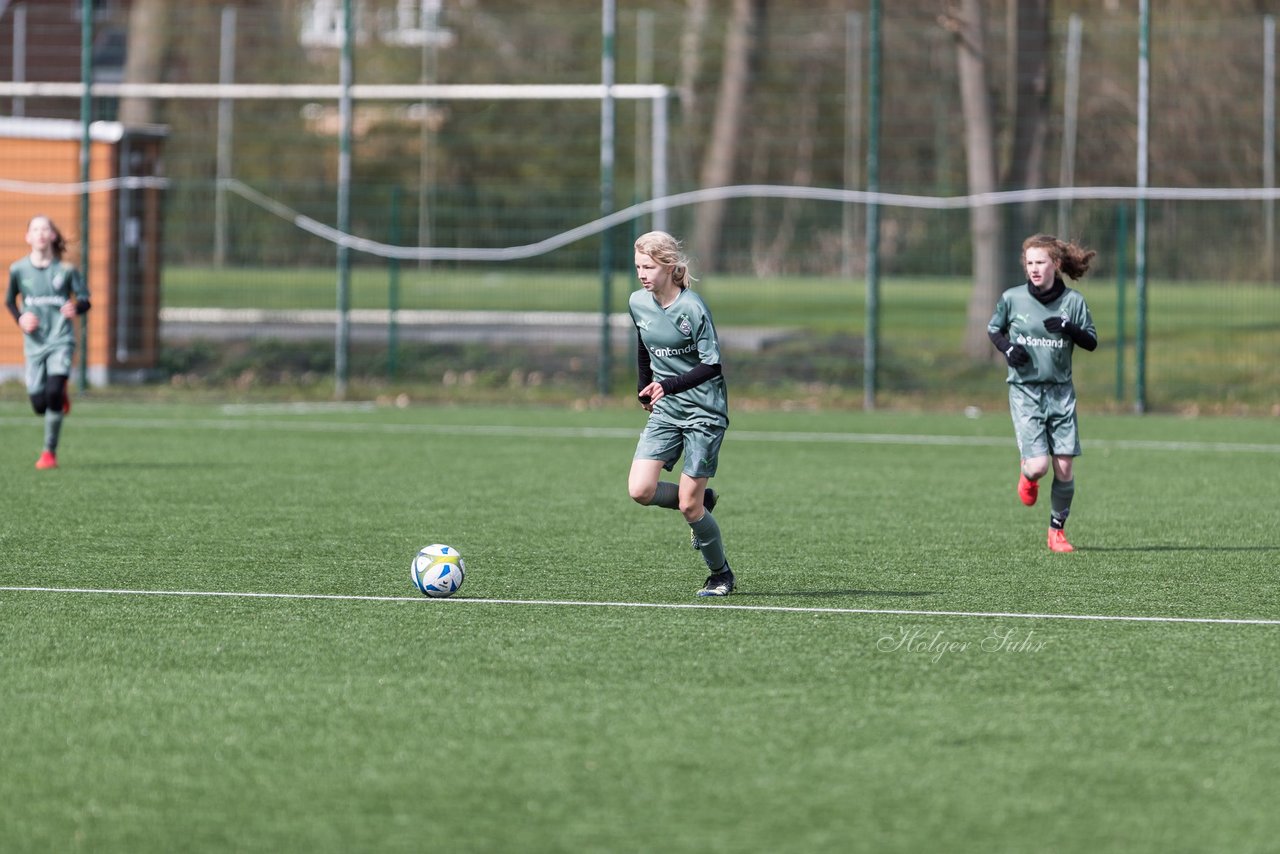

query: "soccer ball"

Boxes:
[411, 544, 466, 598]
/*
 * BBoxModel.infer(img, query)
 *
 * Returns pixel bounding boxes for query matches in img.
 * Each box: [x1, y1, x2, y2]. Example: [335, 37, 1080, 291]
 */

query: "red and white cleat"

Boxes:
[1047, 528, 1074, 553]
[1018, 473, 1039, 506]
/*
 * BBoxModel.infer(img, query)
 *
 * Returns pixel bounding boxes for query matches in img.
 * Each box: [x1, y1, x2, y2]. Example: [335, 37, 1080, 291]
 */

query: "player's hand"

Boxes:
[18, 312, 38, 334]
[1043, 315, 1072, 334]
[60, 301, 78, 319]
[1004, 344, 1030, 367]
[639, 381, 664, 411]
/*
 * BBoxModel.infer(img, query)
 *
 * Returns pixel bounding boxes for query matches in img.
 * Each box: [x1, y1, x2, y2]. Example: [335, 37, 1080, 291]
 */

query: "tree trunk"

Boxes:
[674, 0, 711, 192]
[691, 0, 764, 270]
[949, 0, 1005, 360]
[752, 43, 821, 276]
[118, 0, 171, 126]
[1002, 0, 1052, 269]
[678, 0, 711, 134]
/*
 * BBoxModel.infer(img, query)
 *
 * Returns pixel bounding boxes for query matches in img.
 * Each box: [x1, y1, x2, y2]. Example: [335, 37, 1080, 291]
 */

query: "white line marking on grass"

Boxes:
[219, 402, 377, 414]
[4, 414, 1279, 454]
[3, 585, 1278, 626]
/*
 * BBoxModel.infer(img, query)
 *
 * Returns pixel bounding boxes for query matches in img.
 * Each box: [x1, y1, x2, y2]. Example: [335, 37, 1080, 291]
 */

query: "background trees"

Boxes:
[7, 2, 1277, 304]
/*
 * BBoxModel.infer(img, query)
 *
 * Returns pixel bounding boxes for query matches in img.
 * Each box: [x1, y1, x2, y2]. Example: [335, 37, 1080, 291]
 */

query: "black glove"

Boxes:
[1004, 344, 1030, 368]
[1043, 314, 1099, 351]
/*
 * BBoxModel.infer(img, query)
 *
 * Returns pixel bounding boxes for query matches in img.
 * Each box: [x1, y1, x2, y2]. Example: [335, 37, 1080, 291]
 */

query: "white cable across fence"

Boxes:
[222, 177, 1280, 262]
[0, 176, 169, 194]
[7, 173, 1280, 245]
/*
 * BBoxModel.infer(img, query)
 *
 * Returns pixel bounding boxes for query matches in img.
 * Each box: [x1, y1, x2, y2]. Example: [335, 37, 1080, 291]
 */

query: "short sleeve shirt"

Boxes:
[629, 287, 729, 428]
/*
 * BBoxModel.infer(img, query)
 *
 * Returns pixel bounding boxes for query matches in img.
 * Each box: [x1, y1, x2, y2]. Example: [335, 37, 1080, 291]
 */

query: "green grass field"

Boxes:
[2, 401, 1279, 852]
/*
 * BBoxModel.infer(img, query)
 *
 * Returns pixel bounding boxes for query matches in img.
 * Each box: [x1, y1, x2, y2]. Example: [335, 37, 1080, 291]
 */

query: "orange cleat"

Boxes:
[1018, 473, 1039, 506]
[1047, 528, 1074, 553]
[35, 450, 58, 470]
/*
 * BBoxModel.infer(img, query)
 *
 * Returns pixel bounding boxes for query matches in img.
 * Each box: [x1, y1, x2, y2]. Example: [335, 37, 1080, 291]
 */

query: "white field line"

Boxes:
[2, 585, 1278, 626]
[1, 414, 1278, 454]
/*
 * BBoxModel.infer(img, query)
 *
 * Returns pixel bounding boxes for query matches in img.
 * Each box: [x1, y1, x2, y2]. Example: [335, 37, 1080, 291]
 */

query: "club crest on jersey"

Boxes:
[676, 315, 693, 336]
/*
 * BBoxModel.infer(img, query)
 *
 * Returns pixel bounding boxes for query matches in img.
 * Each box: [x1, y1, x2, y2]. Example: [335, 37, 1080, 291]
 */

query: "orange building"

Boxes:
[0, 116, 164, 385]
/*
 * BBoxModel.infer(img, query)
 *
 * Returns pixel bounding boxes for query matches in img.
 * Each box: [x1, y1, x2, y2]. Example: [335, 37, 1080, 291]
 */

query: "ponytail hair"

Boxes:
[1022, 233, 1096, 280]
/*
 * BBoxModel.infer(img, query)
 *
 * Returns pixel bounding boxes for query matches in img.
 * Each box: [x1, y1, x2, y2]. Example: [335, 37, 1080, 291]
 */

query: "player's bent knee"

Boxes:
[628, 483, 655, 505]
[29, 394, 47, 415]
[1022, 459, 1050, 480]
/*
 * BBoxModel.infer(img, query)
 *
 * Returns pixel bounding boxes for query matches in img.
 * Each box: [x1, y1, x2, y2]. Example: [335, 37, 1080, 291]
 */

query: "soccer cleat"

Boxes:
[696, 565, 735, 597]
[1047, 528, 1074, 553]
[1018, 473, 1039, 506]
[35, 450, 58, 470]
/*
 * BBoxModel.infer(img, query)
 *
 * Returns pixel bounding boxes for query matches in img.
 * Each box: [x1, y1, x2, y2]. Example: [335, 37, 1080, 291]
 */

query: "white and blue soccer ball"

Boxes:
[411, 544, 466, 598]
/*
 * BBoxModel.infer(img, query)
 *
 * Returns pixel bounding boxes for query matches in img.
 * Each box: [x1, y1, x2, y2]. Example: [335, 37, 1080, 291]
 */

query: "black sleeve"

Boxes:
[659, 362, 722, 396]
[1066, 325, 1097, 352]
[988, 328, 1012, 353]
[5, 279, 19, 324]
[636, 334, 653, 391]
[75, 298, 91, 316]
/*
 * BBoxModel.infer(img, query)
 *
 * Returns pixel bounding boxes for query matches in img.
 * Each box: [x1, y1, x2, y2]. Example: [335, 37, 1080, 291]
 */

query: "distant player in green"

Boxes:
[987, 234, 1097, 553]
[6, 215, 91, 470]
[627, 230, 734, 596]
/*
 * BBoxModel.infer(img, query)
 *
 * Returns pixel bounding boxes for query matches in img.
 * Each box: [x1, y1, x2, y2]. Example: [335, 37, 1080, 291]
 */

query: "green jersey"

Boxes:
[629, 286, 729, 428]
[7, 256, 89, 352]
[988, 282, 1095, 384]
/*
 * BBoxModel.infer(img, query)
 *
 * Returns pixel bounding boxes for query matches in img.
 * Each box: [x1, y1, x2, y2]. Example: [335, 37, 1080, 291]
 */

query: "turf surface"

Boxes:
[2, 402, 1277, 852]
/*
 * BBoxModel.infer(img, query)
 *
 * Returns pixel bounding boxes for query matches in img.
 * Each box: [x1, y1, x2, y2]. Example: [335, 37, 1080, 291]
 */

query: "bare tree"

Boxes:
[691, 0, 765, 270]
[750, 32, 827, 276]
[1002, 0, 1052, 267]
[673, 0, 711, 195]
[118, 0, 171, 126]
[678, 0, 711, 133]
[944, 0, 1004, 359]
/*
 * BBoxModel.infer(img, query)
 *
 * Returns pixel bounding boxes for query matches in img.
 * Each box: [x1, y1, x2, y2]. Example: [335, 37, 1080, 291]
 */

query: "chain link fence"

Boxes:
[0, 2, 1276, 411]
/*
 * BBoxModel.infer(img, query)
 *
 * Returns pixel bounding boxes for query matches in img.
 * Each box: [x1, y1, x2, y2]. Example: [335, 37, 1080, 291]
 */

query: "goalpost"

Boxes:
[0, 81, 675, 245]
[0, 78, 675, 396]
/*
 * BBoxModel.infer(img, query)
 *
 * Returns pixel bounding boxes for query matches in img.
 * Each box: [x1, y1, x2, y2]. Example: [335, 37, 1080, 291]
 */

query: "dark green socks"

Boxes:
[1050, 477, 1075, 530]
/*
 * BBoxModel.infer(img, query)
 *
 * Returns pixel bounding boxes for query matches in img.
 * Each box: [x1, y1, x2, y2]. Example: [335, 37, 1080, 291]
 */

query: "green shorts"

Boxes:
[1008, 381, 1081, 459]
[633, 415, 724, 478]
[24, 344, 74, 396]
